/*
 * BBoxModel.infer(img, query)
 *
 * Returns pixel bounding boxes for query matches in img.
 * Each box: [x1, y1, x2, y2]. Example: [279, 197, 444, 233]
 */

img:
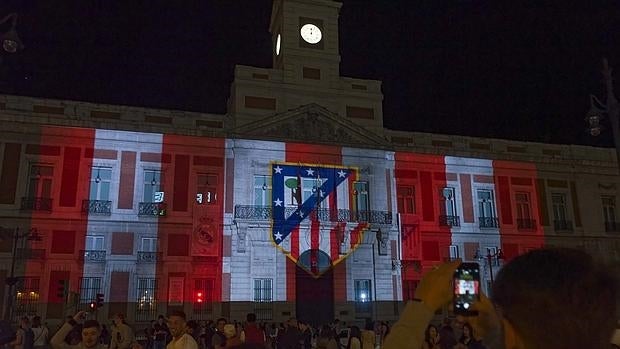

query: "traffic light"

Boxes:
[195, 291, 204, 303]
[96, 293, 104, 308]
[57, 280, 68, 299]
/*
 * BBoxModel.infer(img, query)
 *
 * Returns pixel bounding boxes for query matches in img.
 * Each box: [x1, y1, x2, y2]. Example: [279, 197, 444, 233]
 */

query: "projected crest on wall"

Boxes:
[270, 163, 369, 277]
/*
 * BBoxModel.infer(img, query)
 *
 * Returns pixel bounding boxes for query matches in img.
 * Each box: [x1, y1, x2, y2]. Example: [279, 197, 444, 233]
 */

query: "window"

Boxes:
[440, 187, 457, 216]
[28, 164, 54, 199]
[197, 173, 218, 204]
[485, 246, 500, 267]
[353, 181, 369, 212]
[89, 167, 112, 201]
[253, 279, 273, 320]
[14, 278, 40, 318]
[78, 277, 102, 309]
[477, 189, 496, 218]
[516, 192, 535, 230]
[193, 279, 214, 319]
[143, 170, 162, 202]
[140, 237, 157, 252]
[552, 193, 572, 231]
[136, 278, 158, 322]
[602, 196, 617, 232]
[85, 236, 104, 251]
[304, 177, 328, 208]
[354, 279, 372, 314]
[397, 186, 415, 214]
[449, 245, 460, 260]
[253, 175, 271, 206]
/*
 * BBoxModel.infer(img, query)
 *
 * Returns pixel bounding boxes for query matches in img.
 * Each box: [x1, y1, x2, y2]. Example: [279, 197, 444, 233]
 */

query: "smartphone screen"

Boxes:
[453, 262, 480, 315]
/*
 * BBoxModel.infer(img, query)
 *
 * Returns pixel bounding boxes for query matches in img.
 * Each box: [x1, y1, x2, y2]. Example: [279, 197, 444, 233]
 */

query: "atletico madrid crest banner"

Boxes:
[270, 162, 368, 277]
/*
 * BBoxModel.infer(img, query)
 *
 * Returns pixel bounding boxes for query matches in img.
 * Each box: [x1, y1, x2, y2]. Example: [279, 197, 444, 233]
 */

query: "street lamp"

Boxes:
[586, 58, 620, 172]
[0, 13, 23, 54]
[0, 226, 42, 320]
[474, 248, 504, 284]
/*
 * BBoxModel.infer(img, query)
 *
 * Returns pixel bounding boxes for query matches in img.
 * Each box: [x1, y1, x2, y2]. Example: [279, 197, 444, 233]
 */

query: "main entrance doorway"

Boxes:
[295, 249, 334, 326]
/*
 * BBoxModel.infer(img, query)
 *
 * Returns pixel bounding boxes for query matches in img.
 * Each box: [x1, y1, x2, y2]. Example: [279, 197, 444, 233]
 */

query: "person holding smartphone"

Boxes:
[383, 248, 617, 349]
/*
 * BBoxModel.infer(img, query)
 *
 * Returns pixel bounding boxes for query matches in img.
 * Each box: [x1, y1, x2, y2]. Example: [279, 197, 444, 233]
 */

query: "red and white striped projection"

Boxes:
[2, 125, 546, 315]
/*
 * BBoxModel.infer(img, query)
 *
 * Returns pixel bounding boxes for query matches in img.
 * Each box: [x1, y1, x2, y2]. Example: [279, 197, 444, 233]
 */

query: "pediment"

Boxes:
[229, 103, 390, 148]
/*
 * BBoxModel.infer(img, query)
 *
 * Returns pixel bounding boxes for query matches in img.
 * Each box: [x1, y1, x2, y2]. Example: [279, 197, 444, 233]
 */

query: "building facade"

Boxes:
[0, 0, 619, 326]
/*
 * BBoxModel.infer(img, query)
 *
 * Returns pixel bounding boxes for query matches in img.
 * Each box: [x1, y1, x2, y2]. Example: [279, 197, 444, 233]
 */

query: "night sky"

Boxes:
[1, 1, 619, 147]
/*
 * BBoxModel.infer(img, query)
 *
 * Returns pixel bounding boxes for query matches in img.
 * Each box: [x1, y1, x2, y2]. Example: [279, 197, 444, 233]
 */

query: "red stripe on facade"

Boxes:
[497, 176, 513, 225]
[173, 155, 190, 212]
[420, 171, 434, 221]
[59, 147, 82, 207]
[460, 174, 474, 223]
[118, 151, 136, 209]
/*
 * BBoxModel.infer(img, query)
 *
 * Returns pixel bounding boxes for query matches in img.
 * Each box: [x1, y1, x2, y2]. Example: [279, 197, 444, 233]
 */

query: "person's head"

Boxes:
[364, 321, 374, 331]
[492, 247, 617, 349]
[246, 313, 256, 324]
[20, 317, 30, 328]
[112, 313, 124, 326]
[223, 324, 236, 339]
[442, 317, 452, 328]
[287, 318, 298, 329]
[167, 311, 187, 339]
[425, 324, 438, 342]
[216, 318, 227, 332]
[186, 320, 198, 335]
[461, 323, 473, 340]
[32, 316, 41, 328]
[157, 315, 166, 324]
[349, 326, 361, 339]
[82, 320, 101, 348]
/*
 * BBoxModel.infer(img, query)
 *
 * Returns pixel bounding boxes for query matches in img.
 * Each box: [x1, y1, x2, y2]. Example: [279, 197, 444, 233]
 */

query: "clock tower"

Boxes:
[269, 0, 342, 82]
[227, 0, 385, 136]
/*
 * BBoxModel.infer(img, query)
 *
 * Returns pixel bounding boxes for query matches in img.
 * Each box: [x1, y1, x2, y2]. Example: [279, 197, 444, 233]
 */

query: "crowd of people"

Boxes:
[4, 248, 619, 349]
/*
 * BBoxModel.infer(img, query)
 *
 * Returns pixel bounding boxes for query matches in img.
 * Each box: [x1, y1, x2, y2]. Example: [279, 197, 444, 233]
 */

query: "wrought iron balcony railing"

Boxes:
[233, 205, 392, 224]
[137, 251, 162, 263]
[553, 219, 573, 232]
[517, 218, 537, 231]
[479, 217, 499, 229]
[439, 215, 460, 227]
[81, 200, 112, 215]
[138, 202, 167, 217]
[20, 197, 52, 212]
[605, 221, 620, 233]
[80, 250, 107, 262]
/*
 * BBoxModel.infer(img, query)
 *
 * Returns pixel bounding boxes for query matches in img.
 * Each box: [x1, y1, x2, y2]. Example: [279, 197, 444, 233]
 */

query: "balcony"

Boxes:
[138, 202, 167, 217]
[233, 205, 392, 224]
[517, 218, 537, 231]
[20, 197, 52, 212]
[80, 250, 107, 263]
[439, 215, 460, 227]
[604, 221, 620, 233]
[81, 200, 112, 216]
[553, 220, 573, 232]
[137, 251, 162, 263]
[479, 217, 499, 229]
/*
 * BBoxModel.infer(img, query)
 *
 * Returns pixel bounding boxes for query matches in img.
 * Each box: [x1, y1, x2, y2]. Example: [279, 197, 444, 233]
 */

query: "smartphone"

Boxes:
[453, 262, 480, 316]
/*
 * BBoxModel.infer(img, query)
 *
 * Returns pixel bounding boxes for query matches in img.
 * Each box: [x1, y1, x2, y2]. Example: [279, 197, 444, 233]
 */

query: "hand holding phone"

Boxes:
[453, 262, 480, 316]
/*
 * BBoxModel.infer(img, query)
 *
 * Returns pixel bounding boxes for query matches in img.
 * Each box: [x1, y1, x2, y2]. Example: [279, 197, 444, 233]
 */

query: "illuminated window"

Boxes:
[253, 175, 271, 206]
[354, 279, 372, 315]
[477, 189, 496, 218]
[85, 236, 104, 251]
[440, 187, 457, 216]
[140, 237, 157, 252]
[143, 170, 162, 202]
[28, 164, 53, 198]
[397, 186, 416, 214]
[253, 279, 273, 320]
[449, 245, 460, 260]
[14, 278, 39, 318]
[136, 278, 158, 322]
[197, 173, 218, 204]
[353, 181, 369, 212]
[78, 277, 102, 310]
[193, 278, 214, 319]
[89, 167, 112, 201]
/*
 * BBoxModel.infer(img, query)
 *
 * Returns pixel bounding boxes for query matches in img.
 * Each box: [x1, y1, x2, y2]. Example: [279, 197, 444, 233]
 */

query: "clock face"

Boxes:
[300, 24, 322, 44]
[276, 34, 281, 55]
